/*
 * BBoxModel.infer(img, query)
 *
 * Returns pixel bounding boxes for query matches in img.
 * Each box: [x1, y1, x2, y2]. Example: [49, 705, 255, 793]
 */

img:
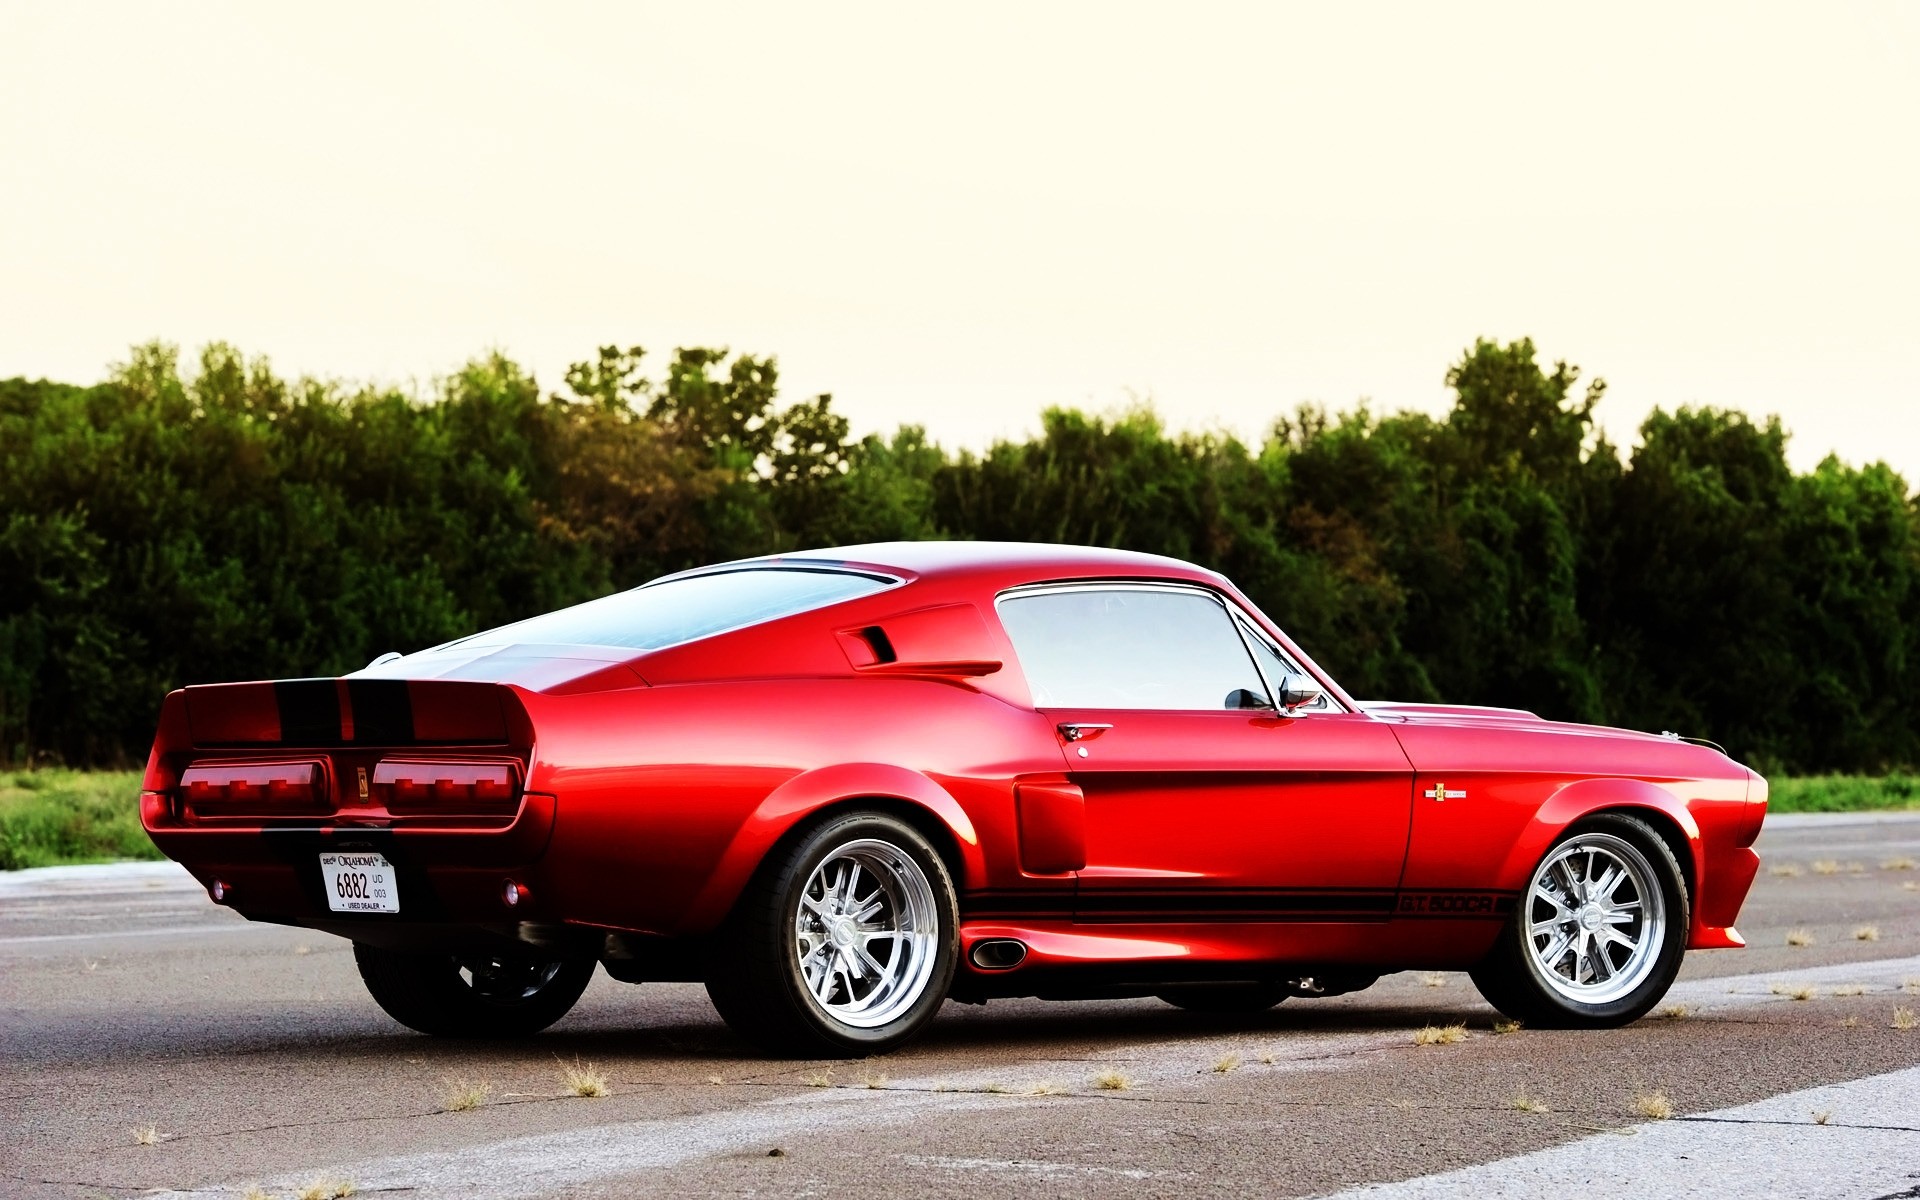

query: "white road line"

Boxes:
[1327, 1065, 1920, 1199]
[140, 950, 1920, 1200]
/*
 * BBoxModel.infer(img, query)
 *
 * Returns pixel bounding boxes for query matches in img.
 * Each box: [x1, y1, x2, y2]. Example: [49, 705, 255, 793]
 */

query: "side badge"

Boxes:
[357, 767, 370, 801]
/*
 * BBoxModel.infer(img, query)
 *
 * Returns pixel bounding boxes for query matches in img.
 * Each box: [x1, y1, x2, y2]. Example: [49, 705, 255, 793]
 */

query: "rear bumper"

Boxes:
[143, 791, 567, 940]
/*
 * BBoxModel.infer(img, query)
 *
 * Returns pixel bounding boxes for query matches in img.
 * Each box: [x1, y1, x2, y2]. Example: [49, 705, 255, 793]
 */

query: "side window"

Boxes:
[1237, 618, 1333, 712]
[998, 587, 1271, 710]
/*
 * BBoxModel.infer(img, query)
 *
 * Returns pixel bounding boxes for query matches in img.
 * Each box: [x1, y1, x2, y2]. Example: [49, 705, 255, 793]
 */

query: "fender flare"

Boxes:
[676, 763, 985, 934]
[1494, 776, 1705, 929]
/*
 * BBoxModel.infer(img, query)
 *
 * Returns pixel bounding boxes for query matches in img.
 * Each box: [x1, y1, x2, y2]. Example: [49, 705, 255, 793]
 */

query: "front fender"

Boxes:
[675, 763, 985, 935]
[1494, 777, 1723, 944]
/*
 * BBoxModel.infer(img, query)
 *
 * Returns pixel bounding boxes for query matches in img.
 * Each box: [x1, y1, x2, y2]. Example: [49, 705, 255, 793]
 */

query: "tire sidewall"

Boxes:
[772, 813, 959, 1052]
[1513, 815, 1689, 1025]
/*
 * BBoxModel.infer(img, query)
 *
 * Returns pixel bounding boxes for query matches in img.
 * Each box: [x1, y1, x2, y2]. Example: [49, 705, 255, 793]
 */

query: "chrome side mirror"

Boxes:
[1277, 673, 1324, 713]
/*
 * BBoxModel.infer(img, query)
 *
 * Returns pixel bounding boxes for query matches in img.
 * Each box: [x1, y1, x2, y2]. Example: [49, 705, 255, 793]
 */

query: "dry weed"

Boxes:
[560, 1059, 609, 1098]
[1413, 1023, 1467, 1047]
[441, 1078, 491, 1112]
[1633, 1090, 1674, 1120]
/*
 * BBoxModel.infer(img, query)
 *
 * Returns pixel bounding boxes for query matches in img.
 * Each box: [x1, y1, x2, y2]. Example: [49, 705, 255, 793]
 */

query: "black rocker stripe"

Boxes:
[273, 679, 342, 744]
[1076, 889, 1398, 923]
[347, 679, 414, 745]
[962, 887, 1519, 924]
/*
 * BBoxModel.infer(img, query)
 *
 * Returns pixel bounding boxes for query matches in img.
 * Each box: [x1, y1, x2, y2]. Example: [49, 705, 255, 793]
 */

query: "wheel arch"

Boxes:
[1496, 778, 1702, 922]
[675, 763, 984, 935]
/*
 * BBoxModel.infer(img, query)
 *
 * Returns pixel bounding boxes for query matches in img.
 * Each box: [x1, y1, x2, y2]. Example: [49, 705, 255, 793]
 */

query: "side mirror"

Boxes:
[1276, 673, 1324, 713]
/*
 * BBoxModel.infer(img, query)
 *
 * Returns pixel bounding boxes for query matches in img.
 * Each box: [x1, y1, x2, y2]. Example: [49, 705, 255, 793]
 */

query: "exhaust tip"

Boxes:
[969, 938, 1027, 970]
[208, 879, 230, 903]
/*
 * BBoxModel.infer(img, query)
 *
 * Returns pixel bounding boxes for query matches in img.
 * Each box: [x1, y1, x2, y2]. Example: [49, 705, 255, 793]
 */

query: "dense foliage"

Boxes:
[3, 338, 1915, 774]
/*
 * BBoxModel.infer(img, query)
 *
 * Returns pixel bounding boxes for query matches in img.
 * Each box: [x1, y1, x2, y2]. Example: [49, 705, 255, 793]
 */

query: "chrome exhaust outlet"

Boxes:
[969, 938, 1028, 970]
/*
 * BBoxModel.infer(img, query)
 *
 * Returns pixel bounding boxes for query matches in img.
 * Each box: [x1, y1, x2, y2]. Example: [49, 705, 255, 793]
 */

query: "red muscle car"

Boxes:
[141, 542, 1765, 1054]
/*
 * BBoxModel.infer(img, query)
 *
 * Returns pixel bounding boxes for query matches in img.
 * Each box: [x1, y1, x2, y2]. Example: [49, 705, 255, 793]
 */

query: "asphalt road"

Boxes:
[4, 813, 1919, 1200]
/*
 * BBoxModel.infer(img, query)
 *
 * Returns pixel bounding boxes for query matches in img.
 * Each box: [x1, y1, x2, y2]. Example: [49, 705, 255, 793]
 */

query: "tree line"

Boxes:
[2, 338, 1914, 775]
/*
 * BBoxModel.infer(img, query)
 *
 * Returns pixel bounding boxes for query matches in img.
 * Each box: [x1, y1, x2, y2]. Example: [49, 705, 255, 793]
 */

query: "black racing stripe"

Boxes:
[964, 889, 1076, 919]
[1077, 890, 1399, 918]
[274, 679, 342, 744]
[348, 679, 414, 745]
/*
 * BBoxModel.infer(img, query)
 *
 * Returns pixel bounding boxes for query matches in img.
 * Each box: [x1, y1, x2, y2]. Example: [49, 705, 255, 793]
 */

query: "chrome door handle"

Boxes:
[1057, 723, 1112, 742]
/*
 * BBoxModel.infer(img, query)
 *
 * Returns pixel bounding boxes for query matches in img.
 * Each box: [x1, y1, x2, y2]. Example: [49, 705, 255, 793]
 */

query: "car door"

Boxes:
[996, 583, 1415, 923]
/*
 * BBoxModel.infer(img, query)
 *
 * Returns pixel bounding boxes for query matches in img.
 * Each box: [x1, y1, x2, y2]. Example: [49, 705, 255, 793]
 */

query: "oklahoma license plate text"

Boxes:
[319, 852, 399, 913]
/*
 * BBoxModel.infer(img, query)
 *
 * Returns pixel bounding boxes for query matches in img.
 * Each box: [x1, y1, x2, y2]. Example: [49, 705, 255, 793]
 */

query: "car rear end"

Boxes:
[140, 676, 577, 956]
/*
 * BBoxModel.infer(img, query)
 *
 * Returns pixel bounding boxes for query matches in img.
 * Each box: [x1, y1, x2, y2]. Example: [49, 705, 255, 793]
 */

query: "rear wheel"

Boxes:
[706, 811, 958, 1056]
[1469, 813, 1688, 1028]
[353, 944, 595, 1037]
[1156, 983, 1291, 1013]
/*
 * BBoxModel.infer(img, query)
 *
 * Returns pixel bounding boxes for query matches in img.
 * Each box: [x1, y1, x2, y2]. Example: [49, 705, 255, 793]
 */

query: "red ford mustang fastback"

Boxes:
[141, 542, 1765, 1054]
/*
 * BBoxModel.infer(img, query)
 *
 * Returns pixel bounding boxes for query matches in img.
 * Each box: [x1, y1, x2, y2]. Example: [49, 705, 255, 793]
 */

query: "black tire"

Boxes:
[705, 810, 959, 1057]
[353, 944, 595, 1037]
[1156, 983, 1291, 1013]
[1469, 812, 1689, 1028]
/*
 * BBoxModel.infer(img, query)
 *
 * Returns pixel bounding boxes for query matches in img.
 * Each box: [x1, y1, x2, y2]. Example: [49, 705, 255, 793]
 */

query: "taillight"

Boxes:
[177, 761, 325, 810]
[371, 760, 521, 812]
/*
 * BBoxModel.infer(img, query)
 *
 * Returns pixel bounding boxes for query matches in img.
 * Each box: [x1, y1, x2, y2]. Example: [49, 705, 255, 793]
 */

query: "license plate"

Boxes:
[319, 852, 400, 913]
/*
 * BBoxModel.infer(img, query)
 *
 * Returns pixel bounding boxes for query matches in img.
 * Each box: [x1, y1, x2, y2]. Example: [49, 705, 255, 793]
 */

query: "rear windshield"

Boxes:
[456, 567, 893, 652]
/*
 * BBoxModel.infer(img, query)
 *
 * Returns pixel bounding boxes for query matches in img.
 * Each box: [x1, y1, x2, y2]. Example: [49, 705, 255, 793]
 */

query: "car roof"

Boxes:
[748, 540, 1219, 586]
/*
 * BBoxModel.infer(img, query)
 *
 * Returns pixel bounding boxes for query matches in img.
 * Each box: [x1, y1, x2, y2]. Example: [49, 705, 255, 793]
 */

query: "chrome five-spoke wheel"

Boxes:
[1523, 832, 1665, 1006]
[793, 839, 940, 1029]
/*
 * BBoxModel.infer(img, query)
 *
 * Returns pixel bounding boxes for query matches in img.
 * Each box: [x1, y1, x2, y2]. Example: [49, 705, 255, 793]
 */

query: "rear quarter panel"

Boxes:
[520, 676, 1067, 936]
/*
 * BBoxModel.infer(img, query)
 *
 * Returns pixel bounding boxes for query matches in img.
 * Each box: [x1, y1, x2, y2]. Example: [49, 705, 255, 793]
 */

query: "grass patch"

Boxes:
[0, 769, 154, 869]
[1894, 1006, 1917, 1031]
[1413, 1023, 1467, 1047]
[1786, 928, 1815, 947]
[1633, 1089, 1674, 1120]
[132, 1124, 159, 1146]
[1492, 1019, 1523, 1035]
[1769, 775, 1920, 813]
[1211, 1054, 1239, 1073]
[441, 1078, 491, 1112]
[1509, 1091, 1549, 1113]
[295, 1180, 355, 1200]
[560, 1058, 609, 1098]
[1855, 925, 1881, 942]
[1770, 982, 1819, 1001]
[1093, 1069, 1134, 1091]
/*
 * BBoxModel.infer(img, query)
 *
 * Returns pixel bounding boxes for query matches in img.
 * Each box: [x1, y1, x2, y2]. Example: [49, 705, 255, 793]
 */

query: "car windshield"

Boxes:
[454, 567, 893, 652]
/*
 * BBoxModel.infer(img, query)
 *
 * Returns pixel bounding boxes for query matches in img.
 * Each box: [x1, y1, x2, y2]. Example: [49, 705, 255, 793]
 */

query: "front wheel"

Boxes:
[1469, 813, 1689, 1028]
[706, 811, 958, 1056]
[353, 944, 595, 1037]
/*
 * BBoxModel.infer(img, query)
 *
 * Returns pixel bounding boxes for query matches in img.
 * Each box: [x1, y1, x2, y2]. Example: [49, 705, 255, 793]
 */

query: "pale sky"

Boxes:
[3, 2, 1917, 476]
